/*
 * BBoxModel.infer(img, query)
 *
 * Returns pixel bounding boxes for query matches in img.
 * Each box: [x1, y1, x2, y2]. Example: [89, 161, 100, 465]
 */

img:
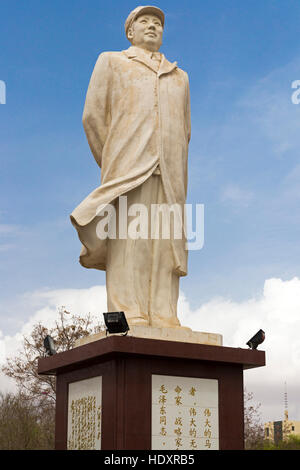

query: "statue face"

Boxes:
[128, 14, 163, 52]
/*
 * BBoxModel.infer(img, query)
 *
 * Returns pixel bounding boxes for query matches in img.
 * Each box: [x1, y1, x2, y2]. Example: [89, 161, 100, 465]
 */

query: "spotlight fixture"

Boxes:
[103, 311, 129, 336]
[44, 335, 57, 356]
[246, 329, 265, 350]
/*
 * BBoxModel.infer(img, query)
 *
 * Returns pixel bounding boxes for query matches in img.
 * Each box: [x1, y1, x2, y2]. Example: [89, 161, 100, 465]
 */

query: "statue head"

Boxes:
[125, 5, 165, 52]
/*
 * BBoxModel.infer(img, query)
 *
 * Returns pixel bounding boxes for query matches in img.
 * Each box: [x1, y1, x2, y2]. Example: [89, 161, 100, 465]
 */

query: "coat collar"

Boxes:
[123, 46, 177, 76]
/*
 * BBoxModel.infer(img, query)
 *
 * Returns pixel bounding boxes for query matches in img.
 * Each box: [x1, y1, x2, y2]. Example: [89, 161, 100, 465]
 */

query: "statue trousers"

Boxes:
[106, 173, 181, 328]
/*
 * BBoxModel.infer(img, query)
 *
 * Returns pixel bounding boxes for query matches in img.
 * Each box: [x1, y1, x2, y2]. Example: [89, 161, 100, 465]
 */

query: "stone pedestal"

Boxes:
[75, 326, 223, 348]
[38, 335, 265, 450]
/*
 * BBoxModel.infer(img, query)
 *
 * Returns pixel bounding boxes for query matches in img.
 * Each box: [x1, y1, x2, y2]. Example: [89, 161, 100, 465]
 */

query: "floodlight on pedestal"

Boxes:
[246, 329, 265, 350]
[44, 335, 57, 356]
[103, 311, 129, 336]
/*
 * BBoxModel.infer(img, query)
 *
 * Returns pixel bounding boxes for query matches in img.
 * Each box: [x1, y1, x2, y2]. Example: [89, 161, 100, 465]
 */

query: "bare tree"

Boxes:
[244, 389, 264, 449]
[2, 307, 103, 408]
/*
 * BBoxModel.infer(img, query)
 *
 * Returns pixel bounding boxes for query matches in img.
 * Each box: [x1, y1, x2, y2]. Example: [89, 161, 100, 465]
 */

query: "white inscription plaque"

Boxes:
[67, 376, 102, 450]
[152, 375, 219, 450]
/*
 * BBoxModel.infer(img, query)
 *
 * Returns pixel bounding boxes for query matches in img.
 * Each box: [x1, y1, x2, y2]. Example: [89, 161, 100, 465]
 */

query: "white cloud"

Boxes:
[0, 224, 19, 252]
[0, 286, 107, 393]
[282, 163, 300, 201]
[1, 278, 300, 423]
[238, 57, 300, 157]
[220, 183, 254, 208]
[179, 277, 300, 422]
[19, 285, 107, 337]
[0, 244, 16, 252]
[0, 224, 19, 234]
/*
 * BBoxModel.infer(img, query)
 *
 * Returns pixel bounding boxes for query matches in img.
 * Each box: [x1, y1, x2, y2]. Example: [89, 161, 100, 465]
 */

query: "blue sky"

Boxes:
[1, 1, 300, 421]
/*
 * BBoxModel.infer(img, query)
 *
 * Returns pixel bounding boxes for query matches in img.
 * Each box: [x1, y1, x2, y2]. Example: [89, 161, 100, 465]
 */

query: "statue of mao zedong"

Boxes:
[71, 5, 191, 328]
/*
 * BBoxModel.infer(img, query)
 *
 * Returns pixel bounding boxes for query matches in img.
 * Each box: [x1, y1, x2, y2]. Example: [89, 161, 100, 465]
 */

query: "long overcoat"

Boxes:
[71, 46, 191, 276]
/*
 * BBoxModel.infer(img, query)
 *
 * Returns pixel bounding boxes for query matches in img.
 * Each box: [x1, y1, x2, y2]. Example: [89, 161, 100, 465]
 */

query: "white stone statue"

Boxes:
[71, 5, 191, 329]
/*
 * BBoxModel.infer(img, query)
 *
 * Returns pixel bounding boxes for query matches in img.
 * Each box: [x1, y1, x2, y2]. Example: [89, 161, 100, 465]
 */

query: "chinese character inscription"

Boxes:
[67, 376, 102, 450]
[152, 375, 219, 450]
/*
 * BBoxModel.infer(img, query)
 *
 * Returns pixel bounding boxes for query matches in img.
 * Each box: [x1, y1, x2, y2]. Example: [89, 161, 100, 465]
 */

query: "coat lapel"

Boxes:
[124, 47, 177, 76]
[158, 54, 177, 77]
